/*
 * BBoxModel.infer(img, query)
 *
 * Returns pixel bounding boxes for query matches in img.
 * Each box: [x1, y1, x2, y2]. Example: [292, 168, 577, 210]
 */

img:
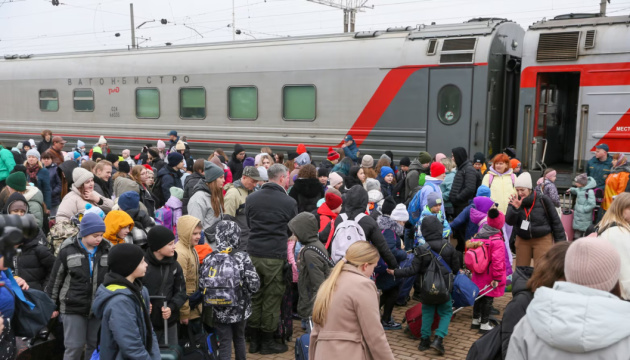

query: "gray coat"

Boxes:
[187, 182, 222, 245]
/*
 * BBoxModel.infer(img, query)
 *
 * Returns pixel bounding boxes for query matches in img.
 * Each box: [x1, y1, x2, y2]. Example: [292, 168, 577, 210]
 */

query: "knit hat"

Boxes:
[80, 212, 106, 237]
[26, 149, 40, 161]
[327, 147, 340, 162]
[430, 162, 446, 178]
[243, 157, 255, 167]
[476, 185, 491, 197]
[148, 148, 159, 159]
[536, 170, 557, 186]
[418, 151, 432, 165]
[365, 178, 380, 192]
[390, 203, 409, 222]
[175, 141, 186, 151]
[435, 153, 446, 163]
[473, 152, 486, 164]
[167, 152, 184, 167]
[574, 173, 588, 186]
[486, 208, 505, 230]
[97, 136, 107, 145]
[381, 196, 397, 216]
[380, 154, 392, 164]
[329, 172, 343, 188]
[108, 243, 145, 277]
[204, 161, 224, 183]
[77, 140, 85, 149]
[317, 167, 329, 178]
[256, 166, 268, 181]
[399, 157, 411, 167]
[157, 140, 166, 150]
[295, 153, 310, 167]
[503, 147, 516, 159]
[118, 161, 130, 174]
[106, 153, 119, 164]
[142, 164, 153, 172]
[510, 158, 521, 170]
[118, 191, 140, 211]
[565, 236, 620, 292]
[296, 144, 307, 155]
[287, 152, 299, 161]
[243, 166, 264, 181]
[368, 189, 383, 204]
[84, 204, 105, 219]
[361, 155, 374, 168]
[147, 226, 176, 252]
[515, 172, 533, 189]
[170, 187, 184, 200]
[427, 192, 442, 209]
[379, 166, 394, 179]
[325, 192, 342, 211]
[72, 167, 94, 188]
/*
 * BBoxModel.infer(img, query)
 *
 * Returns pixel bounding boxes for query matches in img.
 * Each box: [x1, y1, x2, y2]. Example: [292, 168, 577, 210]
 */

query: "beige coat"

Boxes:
[175, 215, 202, 320]
[56, 186, 114, 222]
[309, 265, 395, 360]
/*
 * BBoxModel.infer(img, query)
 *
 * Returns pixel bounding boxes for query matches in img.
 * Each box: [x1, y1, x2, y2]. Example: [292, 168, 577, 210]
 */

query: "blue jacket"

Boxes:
[157, 166, 183, 204]
[440, 170, 456, 208]
[416, 206, 451, 246]
[32, 167, 52, 209]
[408, 179, 444, 225]
[587, 155, 613, 189]
[342, 142, 359, 163]
[45, 163, 62, 207]
[449, 201, 479, 241]
[374, 216, 408, 290]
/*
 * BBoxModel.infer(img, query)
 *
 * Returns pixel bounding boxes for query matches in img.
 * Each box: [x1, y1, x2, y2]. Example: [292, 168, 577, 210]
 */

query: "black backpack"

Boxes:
[416, 242, 453, 305]
[151, 172, 171, 209]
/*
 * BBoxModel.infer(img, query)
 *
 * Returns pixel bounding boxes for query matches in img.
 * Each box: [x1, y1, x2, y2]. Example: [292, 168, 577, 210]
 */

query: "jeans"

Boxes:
[61, 314, 100, 360]
[215, 320, 246, 360]
[473, 296, 494, 324]
[421, 299, 453, 339]
[249, 256, 286, 333]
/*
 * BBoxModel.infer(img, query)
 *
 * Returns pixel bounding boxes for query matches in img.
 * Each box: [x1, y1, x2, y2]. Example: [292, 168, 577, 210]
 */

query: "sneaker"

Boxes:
[479, 322, 494, 334]
[471, 317, 481, 330]
[381, 319, 402, 330]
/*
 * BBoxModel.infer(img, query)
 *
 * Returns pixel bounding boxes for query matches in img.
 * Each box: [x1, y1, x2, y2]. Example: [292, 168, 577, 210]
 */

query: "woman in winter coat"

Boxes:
[289, 164, 325, 213]
[56, 167, 114, 222]
[597, 192, 630, 300]
[602, 153, 630, 211]
[344, 166, 366, 190]
[482, 154, 516, 214]
[42, 152, 62, 215]
[24, 149, 52, 210]
[567, 174, 596, 239]
[535, 168, 561, 208]
[187, 162, 225, 246]
[130, 165, 156, 217]
[506, 173, 566, 267]
[310, 241, 395, 360]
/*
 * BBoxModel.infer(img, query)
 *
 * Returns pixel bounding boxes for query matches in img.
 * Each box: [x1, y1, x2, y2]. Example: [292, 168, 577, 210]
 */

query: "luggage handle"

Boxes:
[452, 284, 494, 315]
[150, 295, 169, 345]
[563, 192, 572, 211]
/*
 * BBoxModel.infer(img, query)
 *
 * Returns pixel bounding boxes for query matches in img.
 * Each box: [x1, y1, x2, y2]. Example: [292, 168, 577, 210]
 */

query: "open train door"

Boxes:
[427, 68, 473, 156]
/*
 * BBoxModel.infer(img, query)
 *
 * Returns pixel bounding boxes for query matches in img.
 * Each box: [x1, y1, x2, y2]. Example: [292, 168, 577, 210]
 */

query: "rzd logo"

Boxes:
[208, 267, 217, 278]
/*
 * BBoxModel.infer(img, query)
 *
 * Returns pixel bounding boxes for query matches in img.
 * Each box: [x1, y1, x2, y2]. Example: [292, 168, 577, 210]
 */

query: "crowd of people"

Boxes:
[0, 129, 628, 360]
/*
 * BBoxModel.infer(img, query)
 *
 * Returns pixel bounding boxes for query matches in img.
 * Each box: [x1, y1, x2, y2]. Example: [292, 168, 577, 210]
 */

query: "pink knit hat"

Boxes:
[486, 208, 505, 230]
[565, 236, 621, 292]
[435, 153, 446, 163]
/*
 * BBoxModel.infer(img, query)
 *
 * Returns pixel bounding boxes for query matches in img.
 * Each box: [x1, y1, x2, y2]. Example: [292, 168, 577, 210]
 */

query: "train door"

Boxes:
[532, 72, 580, 177]
[427, 68, 473, 156]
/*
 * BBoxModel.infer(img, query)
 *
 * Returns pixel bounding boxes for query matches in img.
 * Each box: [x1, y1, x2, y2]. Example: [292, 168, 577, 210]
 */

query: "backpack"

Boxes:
[330, 213, 367, 263]
[465, 243, 490, 274]
[151, 172, 171, 209]
[199, 252, 242, 307]
[154, 205, 176, 236]
[417, 242, 453, 305]
[407, 182, 438, 225]
[487, 172, 516, 188]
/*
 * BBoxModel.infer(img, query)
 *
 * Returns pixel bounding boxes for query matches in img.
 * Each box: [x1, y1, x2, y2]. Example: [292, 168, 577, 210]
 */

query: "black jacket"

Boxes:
[124, 208, 155, 247]
[46, 235, 110, 316]
[45, 163, 62, 207]
[505, 190, 566, 241]
[322, 185, 399, 269]
[157, 166, 183, 204]
[449, 147, 479, 209]
[182, 172, 205, 215]
[12, 230, 56, 291]
[37, 139, 52, 154]
[142, 249, 187, 329]
[245, 182, 298, 259]
[228, 144, 245, 181]
[93, 176, 112, 200]
[289, 178, 325, 213]
[501, 266, 534, 359]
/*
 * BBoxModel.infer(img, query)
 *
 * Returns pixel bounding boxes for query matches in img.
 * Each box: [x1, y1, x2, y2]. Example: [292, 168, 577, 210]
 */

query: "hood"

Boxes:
[231, 144, 245, 162]
[526, 282, 630, 353]
[424, 176, 443, 186]
[470, 197, 494, 224]
[408, 159, 423, 172]
[192, 181, 211, 196]
[475, 224, 500, 239]
[452, 147, 468, 168]
[288, 212, 319, 245]
[420, 215, 443, 242]
[214, 220, 241, 252]
[612, 163, 630, 174]
[292, 178, 324, 198]
[377, 215, 404, 235]
[2, 192, 29, 214]
[317, 202, 337, 218]
[165, 196, 182, 210]
[23, 186, 42, 203]
[583, 176, 597, 190]
[145, 247, 177, 266]
[343, 185, 369, 219]
[176, 215, 201, 248]
[488, 166, 514, 176]
[512, 266, 533, 295]
[92, 283, 136, 319]
[103, 210, 134, 241]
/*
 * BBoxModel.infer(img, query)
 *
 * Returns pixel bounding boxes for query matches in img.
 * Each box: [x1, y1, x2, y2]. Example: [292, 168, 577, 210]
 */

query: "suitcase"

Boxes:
[395, 252, 416, 306]
[403, 302, 440, 339]
[16, 318, 63, 360]
[561, 193, 574, 241]
[151, 296, 184, 360]
[295, 318, 312, 360]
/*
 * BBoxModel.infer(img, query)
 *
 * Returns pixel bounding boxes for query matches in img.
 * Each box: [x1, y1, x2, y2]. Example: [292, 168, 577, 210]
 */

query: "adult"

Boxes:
[37, 129, 53, 154]
[361, 155, 377, 179]
[223, 166, 262, 251]
[228, 144, 246, 181]
[506, 173, 566, 267]
[157, 152, 184, 205]
[45, 136, 67, 166]
[341, 135, 360, 163]
[187, 161, 225, 246]
[344, 166, 366, 190]
[245, 164, 297, 354]
[289, 164, 325, 213]
[167, 130, 179, 150]
[597, 192, 630, 299]
[309, 241, 395, 360]
[602, 153, 630, 212]
[130, 165, 156, 217]
[482, 153, 516, 214]
[111, 162, 134, 198]
[0, 142, 16, 190]
[506, 237, 630, 359]
[42, 152, 62, 215]
[182, 159, 205, 214]
[450, 147, 480, 252]
[56, 167, 114, 222]
[587, 143, 613, 189]
[92, 160, 113, 200]
[319, 147, 340, 171]
[24, 149, 52, 210]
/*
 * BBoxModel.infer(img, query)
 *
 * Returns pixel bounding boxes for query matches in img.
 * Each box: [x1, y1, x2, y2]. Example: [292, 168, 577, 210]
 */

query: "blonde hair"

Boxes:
[93, 160, 112, 174]
[312, 242, 380, 327]
[599, 192, 630, 233]
[441, 157, 456, 172]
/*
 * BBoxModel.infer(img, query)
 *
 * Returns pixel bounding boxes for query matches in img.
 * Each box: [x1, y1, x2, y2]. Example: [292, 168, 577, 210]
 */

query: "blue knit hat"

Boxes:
[476, 185, 491, 197]
[80, 212, 106, 237]
[118, 191, 140, 211]
[379, 166, 394, 179]
[243, 157, 255, 167]
[167, 152, 184, 167]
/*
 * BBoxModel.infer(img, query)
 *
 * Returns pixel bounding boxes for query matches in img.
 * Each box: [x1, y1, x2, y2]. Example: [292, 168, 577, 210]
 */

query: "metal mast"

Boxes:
[306, 0, 373, 32]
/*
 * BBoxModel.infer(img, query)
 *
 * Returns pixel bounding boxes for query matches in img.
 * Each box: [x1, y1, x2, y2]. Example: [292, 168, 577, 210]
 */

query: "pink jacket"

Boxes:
[288, 240, 298, 283]
[470, 233, 507, 298]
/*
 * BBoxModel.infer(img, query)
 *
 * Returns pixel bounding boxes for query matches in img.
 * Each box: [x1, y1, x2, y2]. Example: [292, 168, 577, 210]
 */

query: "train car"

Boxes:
[517, 13, 630, 187]
[0, 18, 523, 161]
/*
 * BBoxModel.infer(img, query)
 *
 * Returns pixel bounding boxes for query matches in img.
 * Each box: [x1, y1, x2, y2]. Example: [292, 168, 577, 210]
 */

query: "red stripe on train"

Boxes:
[521, 62, 630, 88]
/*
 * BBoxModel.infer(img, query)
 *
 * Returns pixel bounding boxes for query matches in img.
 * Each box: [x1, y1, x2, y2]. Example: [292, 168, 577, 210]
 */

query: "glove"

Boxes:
[188, 290, 203, 309]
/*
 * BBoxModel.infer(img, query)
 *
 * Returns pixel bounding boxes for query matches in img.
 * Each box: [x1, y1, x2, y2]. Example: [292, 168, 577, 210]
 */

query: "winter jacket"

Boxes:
[23, 186, 45, 229]
[309, 265, 395, 360]
[26, 165, 52, 209]
[289, 178, 325, 213]
[404, 160, 427, 203]
[92, 281, 161, 360]
[466, 224, 506, 298]
[536, 178, 560, 208]
[506, 282, 630, 360]
[246, 182, 298, 259]
[315, 202, 339, 247]
[223, 180, 252, 251]
[182, 172, 205, 214]
[408, 178, 444, 225]
[603, 163, 630, 210]
[501, 266, 533, 359]
[289, 212, 333, 319]
[441, 169, 456, 209]
[187, 182, 222, 245]
[228, 144, 245, 180]
[45, 163, 62, 208]
[568, 177, 597, 231]
[342, 142, 359, 163]
[416, 206, 451, 245]
[377, 176, 394, 199]
[506, 190, 566, 241]
[139, 186, 155, 218]
[164, 196, 183, 238]
[599, 225, 630, 300]
[469, 196, 496, 227]
[322, 186, 399, 269]
[450, 148, 480, 209]
[450, 200, 482, 242]
[319, 159, 336, 171]
[12, 229, 56, 291]
[142, 249, 187, 328]
[113, 178, 149, 215]
[124, 208, 155, 247]
[175, 215, 202, 320]
[0, 145, 16, 181]
[482, 167, 516, 214]
[587, 155, 613, 189]
[103, 210, 134, 246]
[56, 185, 114, 222]
[12, 148, 24, 167]
[36, 138, 52, 155]
[157, 166, 183, 205]
[46, 235, 110, 316]
[374, 215, 408, 291]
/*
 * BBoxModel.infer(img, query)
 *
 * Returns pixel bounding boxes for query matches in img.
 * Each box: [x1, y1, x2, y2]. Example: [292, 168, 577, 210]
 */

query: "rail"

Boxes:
[577, 105, 589, 172]
[523, 105, 532, 169]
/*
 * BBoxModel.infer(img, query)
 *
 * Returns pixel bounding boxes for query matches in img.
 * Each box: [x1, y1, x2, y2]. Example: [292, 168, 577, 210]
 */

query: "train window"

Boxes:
[39, 90, 59, 112]
[180, 87, 206, 119]
[73, 89, 94, 112]
[283, 85, 316, 121]
[136, 88, 160, 119]
[228, 86, 258, 120]
[437, 84, 461, 125]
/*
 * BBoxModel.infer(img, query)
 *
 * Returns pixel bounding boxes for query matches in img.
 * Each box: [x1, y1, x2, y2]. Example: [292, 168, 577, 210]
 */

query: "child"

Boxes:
[536, 168, 561, 208]
[416, 192, 451, 246]
[466, 207, 507, 332]
[317, 168, 329, 192]
[200, 220, 260, 360]
[388, 215, 460, 355]
[47, 212, 110, 360]
[92, 243, 161, 359]
[103, 210, 134, 246]
[175, 215, 203, 334]
[142, 226, 187, 345]
[567, 173, 596, 239]
[289, 212, 334, 332]
[379, 166, 395, 198]
[510, 158, 522, 176]
[163, 186, 184, 241]
[440, 158, 457, 221]
[316, 192, 343, 248]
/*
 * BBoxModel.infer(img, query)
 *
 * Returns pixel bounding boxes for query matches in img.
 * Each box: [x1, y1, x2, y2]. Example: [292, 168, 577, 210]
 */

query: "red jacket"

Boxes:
[317, 203, 339, 248]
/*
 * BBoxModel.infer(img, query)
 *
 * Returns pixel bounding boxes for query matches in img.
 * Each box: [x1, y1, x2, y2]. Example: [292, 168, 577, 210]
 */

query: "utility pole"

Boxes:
[307, 0, 373, 33]
[232, 0, 236, 41]
[130, 3, 136, 49]
[600, 0, 610, 16]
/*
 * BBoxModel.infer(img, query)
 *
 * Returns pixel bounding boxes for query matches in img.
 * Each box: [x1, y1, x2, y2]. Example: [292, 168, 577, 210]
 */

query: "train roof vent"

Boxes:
[440, 53, 474, 63]
[536, 31, 580, 62]
[427, 39, 438, 55]
[442, 38, 476, 51]
[584, 30, 596, 49]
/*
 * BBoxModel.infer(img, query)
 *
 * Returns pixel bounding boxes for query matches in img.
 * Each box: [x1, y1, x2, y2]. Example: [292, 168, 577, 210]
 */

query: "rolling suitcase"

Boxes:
[295, 318, 312, 360]
[15, 318, 63, 360]
[403, 302, 441, 339]
[561, 193, 574, 241]
[151, 296, 184, 360]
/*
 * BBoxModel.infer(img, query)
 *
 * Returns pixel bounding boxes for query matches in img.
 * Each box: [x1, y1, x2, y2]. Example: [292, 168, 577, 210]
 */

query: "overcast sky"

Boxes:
[1, 0, 628, 54]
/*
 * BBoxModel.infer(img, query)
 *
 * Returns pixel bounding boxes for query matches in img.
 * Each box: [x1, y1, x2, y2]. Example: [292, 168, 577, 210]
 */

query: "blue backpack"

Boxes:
[408, 182, 438, 225]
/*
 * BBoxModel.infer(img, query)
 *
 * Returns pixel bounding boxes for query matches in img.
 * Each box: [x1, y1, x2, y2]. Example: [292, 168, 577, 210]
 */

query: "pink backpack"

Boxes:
[155, 205, 177, 236]
[465, 244, 490, 274]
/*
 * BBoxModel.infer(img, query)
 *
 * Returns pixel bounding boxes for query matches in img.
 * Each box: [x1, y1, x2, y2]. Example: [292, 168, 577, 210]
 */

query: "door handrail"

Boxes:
[577, 105, 588, 172]
[523, 105, 532, 169]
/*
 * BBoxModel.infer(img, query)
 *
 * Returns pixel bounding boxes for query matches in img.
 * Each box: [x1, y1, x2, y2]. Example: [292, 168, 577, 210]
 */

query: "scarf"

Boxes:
[25, 163, 40, 183]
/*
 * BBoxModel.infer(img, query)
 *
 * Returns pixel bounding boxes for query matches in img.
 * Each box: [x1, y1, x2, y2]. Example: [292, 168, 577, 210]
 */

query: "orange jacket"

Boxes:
[103, 210, 134, 246]
[603, 166, 630, 210]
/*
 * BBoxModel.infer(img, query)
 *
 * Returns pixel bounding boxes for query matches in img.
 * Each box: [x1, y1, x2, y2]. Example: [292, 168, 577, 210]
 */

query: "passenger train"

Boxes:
[1, 13, 629, 186]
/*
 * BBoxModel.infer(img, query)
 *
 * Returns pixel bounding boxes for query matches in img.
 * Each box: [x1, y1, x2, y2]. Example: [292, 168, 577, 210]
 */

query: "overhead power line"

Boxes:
[307, 0, 373, 32]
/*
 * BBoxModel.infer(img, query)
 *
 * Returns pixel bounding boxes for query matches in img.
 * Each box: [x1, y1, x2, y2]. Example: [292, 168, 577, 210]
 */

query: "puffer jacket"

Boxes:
[602, 163, 630, 211]
[223, 180, 252, 251]
[500, 266, 533, 359]
[374, 215, 407, 291]
[103, 210, 135, 246]
[408, 178, 444, 225]
[157, 166, 183, 205]
[187, 182, 222, 245]
[23, 186, 45, 229]
[290, 212, 333, 319]
[450, 147, 480, 209]
[36, 138, 52, 154]
[599, 225, 630, 300]
[56, 185, 114, 222]
[182, 172, 205, 214]
[45, 163, 62, 208]
[175, 215, 202, 320]
[142, 249, 187, 329]
[506, 190, 566, 241]
[46, 235, 110, 316]
[482, 167, 516, 213]
[12, 229, 56, 291]
[416, 206, 451, 245]
[289, 178, 325, 213]
[26, 165, 52, 210]
[164, 196, 183, 239]
[124, 207, 154, 247]
[466, 224, 506, 298]
[506, 282, 630, 360]
[536, 178, 560, 208]
[342, 142, 359, 163]
[0, 145, 16, 181]
[568, 177, 597, 231]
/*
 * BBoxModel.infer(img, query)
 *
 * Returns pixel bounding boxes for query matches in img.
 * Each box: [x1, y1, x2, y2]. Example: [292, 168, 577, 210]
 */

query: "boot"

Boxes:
[479, 322, 494, 334]
[248, 328, 261, 354]
[471, 317, 481, 329]
[418, 337, 432, 351]
[260, 331, 288, 354]
[430, 336, 445, 356]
